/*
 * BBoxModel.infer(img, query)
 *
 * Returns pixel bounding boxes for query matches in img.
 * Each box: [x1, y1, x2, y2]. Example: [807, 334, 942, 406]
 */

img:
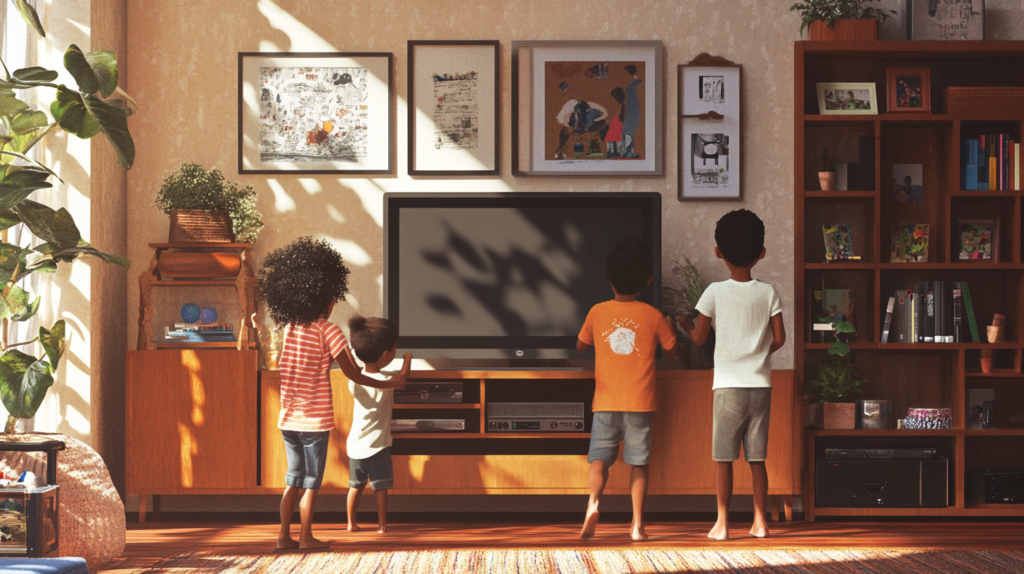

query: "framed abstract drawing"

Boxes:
[408, 41, 500, 176]
[511, 40, 663, 177]
[238, 52, 393, 175]
[908, 0, 984, 40]
[957, 218, 1000, 262]
[886, 67, 931, 113]
[678, 53, 742, 200]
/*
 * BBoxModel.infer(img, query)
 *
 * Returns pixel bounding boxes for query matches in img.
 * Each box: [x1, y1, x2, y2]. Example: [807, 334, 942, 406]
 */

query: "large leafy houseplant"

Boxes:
[661, 257, 715, 370]
[790, 0, 895, 35]
[0, 2, 136, 433]
[154, 163, 264, 243]
[809, 320, 864, 429]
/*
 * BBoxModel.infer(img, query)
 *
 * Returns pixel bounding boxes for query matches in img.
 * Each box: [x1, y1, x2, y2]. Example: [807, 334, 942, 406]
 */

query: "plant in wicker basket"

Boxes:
[0, 2, 136, 433]
[155, 163, 264, 243]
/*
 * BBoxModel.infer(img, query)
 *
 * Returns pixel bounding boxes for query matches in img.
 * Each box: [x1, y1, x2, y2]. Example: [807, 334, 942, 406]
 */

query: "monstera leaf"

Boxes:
[0, 349, 55, 432]
[63, 45, 117, 98]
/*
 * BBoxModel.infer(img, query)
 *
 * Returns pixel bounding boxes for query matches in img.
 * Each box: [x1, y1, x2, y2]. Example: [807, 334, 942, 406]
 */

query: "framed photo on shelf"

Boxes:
[886, 67, 931, 113]
[237, 52, 393, 175]
[816, 82, 878, 115]
[408, 41, 500, 176]
[957, 218, 1000, 262]
[678, 53, 742, 201]
[891, 223, 929, 263]
[511, 40, 663, 177]
[908, 0, 984, 41]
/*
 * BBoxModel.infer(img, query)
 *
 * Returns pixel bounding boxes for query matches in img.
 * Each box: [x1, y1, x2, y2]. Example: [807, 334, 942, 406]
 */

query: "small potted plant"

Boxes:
[790, 0, 895, 42]
[662, 257, 715, 369]
[819, 146, 836, 191]
[809, 318, 863, 429]
[155, 163, 264, 244]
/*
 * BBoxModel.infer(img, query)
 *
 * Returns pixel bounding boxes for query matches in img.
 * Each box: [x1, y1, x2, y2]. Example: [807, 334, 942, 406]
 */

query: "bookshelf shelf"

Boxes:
[796, 41, 1024, 521]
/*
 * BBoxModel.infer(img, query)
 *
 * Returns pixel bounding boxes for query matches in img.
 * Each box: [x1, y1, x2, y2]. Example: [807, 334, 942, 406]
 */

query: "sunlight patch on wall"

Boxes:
[326, 204, 346, 223]
[259, 41, 282, 52]
[257, 0, 336, 52]
[266, 179, 297, 213]
[320, 236, 372, 267]
[63, 404, 90, 435]
[298, 179, 323, 195]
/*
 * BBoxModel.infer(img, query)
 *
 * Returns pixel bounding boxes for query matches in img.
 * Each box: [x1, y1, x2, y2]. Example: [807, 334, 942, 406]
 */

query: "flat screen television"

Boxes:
[385, 192, 661, 359]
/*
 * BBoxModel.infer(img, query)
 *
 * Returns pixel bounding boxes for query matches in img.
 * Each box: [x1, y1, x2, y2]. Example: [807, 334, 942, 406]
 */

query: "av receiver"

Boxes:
[394, 382, 463, 404]
[391, 419, 465, 432]
[487, 402, 584, 432]
[826, 447, 937, 459]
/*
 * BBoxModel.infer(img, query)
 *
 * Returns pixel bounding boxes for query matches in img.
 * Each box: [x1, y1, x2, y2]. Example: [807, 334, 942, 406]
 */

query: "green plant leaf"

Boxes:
[829, 341, 851, 356]
[63, 46, 118, 98]
[0, 94, 29, 117]
[45, 244, 130, 270]
[0, 209, 20, 231]
[834, 321, 856, 334]
[0, 180, 51, 210]
[4, 285, 38, 322]
[11, 66, 58, 86]
[10, 110, 48, 134]
[0, 151, 62, 182]
[11, 0, 45, 38]
[13, 200, 81, 250]
[82, 94, 134, 169]
[115, 86, 139, 111]
[50, 85, 100, 140]
[0, 350, 54, 421]
[0, 244, 27, 285]
[39, 321, 65, 374]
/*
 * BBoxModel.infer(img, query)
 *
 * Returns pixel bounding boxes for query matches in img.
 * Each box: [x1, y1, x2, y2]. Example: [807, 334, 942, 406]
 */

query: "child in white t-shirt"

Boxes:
[679, 209, 786, 541]
[346, 315, 411, 534]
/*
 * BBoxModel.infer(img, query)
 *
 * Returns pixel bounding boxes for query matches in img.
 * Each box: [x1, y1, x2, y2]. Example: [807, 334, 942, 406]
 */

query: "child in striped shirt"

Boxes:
[259, 237, 406, 550]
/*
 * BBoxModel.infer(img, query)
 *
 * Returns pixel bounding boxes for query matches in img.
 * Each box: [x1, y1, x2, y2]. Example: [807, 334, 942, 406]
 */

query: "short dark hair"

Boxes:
[348, 315, 398, 363]
[714, 209, 765, 267]
[625, 64, 637, 75]
[257, 236, 350, 326]
[605, 237, 653, 296]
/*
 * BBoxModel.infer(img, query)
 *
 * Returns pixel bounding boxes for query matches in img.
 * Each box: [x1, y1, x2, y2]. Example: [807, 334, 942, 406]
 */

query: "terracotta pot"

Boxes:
[818, 172, 836, 191]
[980, 348, 995, 374]
[818, 402, 856, 429]
[157, 251, 242, 278]
[987, 325, 1004, 343]
[169, 209, 234, 243]
[808, 19, 879, 42]
[993, 313, 1006, 327]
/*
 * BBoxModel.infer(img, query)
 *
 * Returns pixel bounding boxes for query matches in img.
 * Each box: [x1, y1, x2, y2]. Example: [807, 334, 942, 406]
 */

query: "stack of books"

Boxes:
[164, 322, 236, 343]
[961, 135, 1020, 191]
[881, 281, 980, 344]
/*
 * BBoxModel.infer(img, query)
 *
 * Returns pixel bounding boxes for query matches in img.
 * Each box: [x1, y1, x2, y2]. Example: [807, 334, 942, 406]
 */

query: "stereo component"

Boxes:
[968, 470, 1024, 504]
[487, 402, 584, 432]
[826, 447, 937, 459]
[394, 382, 463, 404]
[391, 419, 465, 432]
[816, 457, 949, 508]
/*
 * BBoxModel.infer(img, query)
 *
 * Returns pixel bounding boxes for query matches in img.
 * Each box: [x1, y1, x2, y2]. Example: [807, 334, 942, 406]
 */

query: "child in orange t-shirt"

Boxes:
[577, 237, 677, 540]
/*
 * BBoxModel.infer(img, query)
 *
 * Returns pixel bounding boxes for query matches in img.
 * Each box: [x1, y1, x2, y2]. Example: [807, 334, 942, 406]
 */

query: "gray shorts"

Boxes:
[712, 388, 772, 462]
[587, 411, 654, 467]
[349, 447, 394, 490]
[281, 429, 330, 490]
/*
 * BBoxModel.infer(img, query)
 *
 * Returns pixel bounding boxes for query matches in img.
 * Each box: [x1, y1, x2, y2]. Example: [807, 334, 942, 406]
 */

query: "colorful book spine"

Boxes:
[1010, 139, 1015, 191]
[953, 283, 963, 343]
[979, 136, 988, 188]
[961, 281, 980, 343]
[1016, 142, 1021, 191]
[882, 296, 895, 343]
[923, 282, 935, 343]
[990, 137, 998, 191]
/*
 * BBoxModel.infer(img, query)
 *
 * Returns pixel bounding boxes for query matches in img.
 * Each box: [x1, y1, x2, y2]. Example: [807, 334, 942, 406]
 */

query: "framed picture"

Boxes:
[887, 67, 931, 113]
[678, 53, 742, 201]
[511, 40, 663, 177]
[892, 164, 924, 204]
[237, 52, 393, 175]
[908, 0, 984, 40]
[891, 223, 929, 263]
[958, 218, 1000, 262]
[408, 41, 499, 176]
[816, 83, 878, 115]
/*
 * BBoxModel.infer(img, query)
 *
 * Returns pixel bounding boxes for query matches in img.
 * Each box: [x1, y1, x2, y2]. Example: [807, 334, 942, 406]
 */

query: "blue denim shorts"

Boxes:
[349, 447, 394, 490]
[281, 429, 330, 490]
[587, 411, 654, 467]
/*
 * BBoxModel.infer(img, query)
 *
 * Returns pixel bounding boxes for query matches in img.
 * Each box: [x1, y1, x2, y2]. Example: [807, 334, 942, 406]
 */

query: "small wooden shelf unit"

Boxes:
[795, 41, 1024, 520]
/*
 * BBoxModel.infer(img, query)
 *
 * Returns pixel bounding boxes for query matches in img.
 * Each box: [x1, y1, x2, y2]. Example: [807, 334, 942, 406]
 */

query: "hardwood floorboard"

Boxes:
[99, 518, 1024, 573]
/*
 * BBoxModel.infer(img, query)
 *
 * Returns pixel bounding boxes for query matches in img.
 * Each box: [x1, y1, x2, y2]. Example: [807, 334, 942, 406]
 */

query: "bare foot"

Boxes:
[298, 537, 330, 550]
[377, 525, 387, 534]
[580, 503, 600, 539]
[630, 521, 649, 541]
[749, 522, 769, 538]
[347, 523, 361, 532]
[276, 536, 299, 550]
[707, 520, 729, 541]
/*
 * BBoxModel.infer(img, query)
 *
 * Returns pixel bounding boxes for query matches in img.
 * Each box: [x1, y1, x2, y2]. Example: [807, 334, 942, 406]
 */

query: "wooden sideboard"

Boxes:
[126, 350, 799, 522]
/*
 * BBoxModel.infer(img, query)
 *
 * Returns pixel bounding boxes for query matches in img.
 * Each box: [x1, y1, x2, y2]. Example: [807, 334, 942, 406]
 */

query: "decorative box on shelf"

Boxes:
[943, 87, 1024, 115]
[0, 485, 59, 558]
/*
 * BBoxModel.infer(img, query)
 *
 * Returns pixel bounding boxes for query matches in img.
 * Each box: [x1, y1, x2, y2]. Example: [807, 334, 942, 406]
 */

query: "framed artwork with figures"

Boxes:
[678, 53, 742, 200]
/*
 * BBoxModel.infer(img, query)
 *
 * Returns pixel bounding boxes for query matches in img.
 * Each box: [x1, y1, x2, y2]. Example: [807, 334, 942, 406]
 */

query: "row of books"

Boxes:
[960, 135, 1021, 191]
[881, 281, 981, 344]
[164, 325, 237, 342]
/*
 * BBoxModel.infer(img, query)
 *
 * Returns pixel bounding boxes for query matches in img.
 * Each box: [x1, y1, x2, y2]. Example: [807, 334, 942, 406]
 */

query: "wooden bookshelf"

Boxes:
[795, 41, 1024, 520]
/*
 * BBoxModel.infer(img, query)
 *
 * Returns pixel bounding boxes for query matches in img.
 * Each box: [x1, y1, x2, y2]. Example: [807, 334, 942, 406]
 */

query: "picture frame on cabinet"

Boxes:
[237, 52, 394, 175]
[408, 40, 500, 176]
[907, 0, 985, 41]
[678, 53, 743, 201]
[887, 67, 931, 114]
[816, 82, 878, 115]
[510, 40, 663, 177]
[957, 217, 1000, 262]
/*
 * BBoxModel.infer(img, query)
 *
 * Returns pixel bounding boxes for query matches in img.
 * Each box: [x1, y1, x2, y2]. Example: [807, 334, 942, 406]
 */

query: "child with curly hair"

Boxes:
[258, 236, 406, 550]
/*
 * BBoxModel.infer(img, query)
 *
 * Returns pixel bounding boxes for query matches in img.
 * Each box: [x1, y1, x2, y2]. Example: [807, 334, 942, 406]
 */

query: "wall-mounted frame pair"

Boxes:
[237, 52, 393, 175]
[678, 53, 742, 200]
[407, 41, 500, 177]
[511, 40, 664, 177]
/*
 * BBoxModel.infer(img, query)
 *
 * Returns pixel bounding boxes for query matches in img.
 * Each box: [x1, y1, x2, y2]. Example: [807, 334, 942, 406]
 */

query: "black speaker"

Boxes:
[816, 457, 948, 508]
[967, 470, 1024, 504]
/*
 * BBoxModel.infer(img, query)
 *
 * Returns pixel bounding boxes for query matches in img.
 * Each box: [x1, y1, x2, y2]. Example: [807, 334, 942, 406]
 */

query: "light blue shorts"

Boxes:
[587, 411, 654, 467]
[281, 430, 330, 490]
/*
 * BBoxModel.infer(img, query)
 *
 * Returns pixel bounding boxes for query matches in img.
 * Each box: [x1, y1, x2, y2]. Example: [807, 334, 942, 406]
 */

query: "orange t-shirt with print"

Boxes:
[578, 300, 677, 412]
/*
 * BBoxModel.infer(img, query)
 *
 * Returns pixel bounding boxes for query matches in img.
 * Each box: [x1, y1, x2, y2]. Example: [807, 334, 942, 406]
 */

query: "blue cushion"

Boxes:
[0, 558, 89, 574]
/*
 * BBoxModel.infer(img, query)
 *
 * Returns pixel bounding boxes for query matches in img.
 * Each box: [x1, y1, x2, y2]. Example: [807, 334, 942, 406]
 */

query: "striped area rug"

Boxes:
[140, 547, 1024, 573]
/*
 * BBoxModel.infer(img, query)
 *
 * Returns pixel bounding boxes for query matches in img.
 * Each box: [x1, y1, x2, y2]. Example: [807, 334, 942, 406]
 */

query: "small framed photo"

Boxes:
[891, 223, 929, 263]
[678, 53, 742, 201]
[816, 83, 878, 115]
[408, 41, 500, 176]
[892, 164, 924, 204]
[958, 218, 1000, 262]
[887, 67, 931, 114]
[238, 52, 393, 175]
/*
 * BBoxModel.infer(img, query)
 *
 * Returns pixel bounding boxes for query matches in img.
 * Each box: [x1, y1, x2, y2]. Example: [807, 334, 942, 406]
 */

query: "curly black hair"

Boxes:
[258, 236, 350, 326]
[348, 315, 398, 364]
[715, 209, 765, 267]
[605, 237, 653, 296]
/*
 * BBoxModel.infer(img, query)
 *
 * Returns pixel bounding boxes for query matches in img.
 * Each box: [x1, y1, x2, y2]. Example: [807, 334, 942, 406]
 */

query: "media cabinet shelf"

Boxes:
[795, 41, 1024, 520]
[393, 403, 481, 410]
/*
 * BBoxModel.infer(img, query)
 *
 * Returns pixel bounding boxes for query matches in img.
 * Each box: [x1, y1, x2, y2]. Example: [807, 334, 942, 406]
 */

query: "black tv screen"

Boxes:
[385, 192, 661, 358]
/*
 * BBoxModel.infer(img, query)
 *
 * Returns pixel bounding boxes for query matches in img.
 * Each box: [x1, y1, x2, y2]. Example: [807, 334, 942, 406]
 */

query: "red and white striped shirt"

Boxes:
[278, 319, 348, 432]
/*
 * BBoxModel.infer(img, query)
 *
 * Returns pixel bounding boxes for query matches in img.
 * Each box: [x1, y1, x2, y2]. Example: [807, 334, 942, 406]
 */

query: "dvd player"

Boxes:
[391, 419, 465, 432]
[826, 448, 937, 459]
[394, 382, 463, 404]
[487, 402, 584, 432]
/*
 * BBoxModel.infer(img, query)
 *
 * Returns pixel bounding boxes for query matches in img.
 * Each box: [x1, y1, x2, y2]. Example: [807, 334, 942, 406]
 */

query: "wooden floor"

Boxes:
[102, 515, 1024, 573]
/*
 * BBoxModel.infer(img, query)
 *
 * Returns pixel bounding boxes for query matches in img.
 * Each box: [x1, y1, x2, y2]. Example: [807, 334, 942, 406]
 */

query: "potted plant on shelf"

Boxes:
[790, 0, 896, 42]
[819, 146, 836, 191]
[154, 162, 264, 244]
[662, 257, 715, 369]
[808, 318, 863, 429]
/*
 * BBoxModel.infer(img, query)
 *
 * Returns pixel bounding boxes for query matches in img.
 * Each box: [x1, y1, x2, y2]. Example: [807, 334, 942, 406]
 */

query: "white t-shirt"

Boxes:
[555, 99, 579, 126]
[347, 371, 393, 460]
[695, 279, 783, 390]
